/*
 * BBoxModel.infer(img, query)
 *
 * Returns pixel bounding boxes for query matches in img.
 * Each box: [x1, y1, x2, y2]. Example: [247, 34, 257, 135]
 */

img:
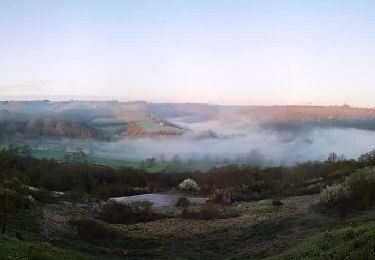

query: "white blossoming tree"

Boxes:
[178, 178, 200, 193]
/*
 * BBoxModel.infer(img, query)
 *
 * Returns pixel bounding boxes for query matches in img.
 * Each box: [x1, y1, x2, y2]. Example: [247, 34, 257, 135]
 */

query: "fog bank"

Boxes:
[28, 126, 375, 167]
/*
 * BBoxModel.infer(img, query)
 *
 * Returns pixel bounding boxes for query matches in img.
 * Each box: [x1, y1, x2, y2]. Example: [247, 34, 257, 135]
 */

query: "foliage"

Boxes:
[346, 167, 375, 210]
[69, 217, 121, 240]
[41, 210, 76, 242]
[99, 201, 163, 224]
[320, 167, 375, 211]
[358, 150, 375, 166]
[210, 189, 233, 204]
[0, 146, 364, 203]
[29, 189, 58, 204]
[175, 196, 190, 208]
[320, 183, 351, 209]
[3, 146, 375, 206]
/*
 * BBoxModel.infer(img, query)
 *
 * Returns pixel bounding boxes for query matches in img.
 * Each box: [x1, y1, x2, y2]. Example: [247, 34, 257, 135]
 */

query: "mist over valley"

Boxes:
[2, 100, 375, 169]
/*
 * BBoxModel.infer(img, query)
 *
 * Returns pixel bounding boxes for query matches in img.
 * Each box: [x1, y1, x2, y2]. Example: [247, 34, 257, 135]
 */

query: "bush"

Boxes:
[320, 183, 351, 209]
[99, 201, 163, 224]
[178, 178, 200, 193]
[69, 218, 121, 240]
[272, 199, 283, 206]
[210, 189, 233, 204]
[29, 190, 58, 204]
[175, 196, 190, 208]
[346, 167, 375, 209]
[210, 187, 267, 204]
[41, 210, 76, 241]
[320, 167, 375, 211]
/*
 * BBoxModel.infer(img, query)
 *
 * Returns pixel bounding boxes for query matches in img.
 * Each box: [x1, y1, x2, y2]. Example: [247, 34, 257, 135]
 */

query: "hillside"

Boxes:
[0, 101, 186, 140]
[1, 101, 375, 140]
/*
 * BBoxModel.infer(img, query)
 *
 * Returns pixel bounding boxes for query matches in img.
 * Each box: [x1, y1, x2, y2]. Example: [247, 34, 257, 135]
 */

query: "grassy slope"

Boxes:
[269, 209, 375, 259]
[0, 235, 91, 260]
[4, 195, 375, 259]
[271, 224, 375, 260]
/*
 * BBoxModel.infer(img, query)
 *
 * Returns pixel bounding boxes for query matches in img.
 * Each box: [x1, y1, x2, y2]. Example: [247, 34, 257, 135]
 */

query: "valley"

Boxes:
[2, 101, 375, 169]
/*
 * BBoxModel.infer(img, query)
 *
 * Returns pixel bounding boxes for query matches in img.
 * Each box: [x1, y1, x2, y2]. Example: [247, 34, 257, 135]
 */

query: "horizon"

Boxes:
[1, 1, 375, 106]
[0, 95, 374, 109]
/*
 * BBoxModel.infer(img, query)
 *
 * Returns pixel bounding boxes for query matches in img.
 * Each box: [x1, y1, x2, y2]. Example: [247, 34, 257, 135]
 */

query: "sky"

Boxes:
[0, 0, 375, 106]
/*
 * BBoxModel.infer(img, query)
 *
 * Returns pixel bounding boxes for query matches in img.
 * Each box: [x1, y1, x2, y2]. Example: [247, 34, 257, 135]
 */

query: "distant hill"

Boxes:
[0, 100, 374, 140]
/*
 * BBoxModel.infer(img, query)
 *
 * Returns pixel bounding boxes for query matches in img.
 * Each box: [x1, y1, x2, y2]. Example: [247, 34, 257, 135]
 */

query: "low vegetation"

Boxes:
[98, 201, 164, 224]
[320, 167, 375, 212]
[2, 146, 375, 259]
[175, 196, 190, 208]
[181, 204, 238, 220]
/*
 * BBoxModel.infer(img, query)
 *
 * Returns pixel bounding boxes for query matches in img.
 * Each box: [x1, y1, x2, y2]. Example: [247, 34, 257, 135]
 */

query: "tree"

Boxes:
[358, 150, 375, 166]
[178, 178, 200, 193]
[327, 152, 338, 163]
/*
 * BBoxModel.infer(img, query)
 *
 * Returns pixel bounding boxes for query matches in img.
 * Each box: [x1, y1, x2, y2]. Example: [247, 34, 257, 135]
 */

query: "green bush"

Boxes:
[99, 201, 163, 224]
[175, 196, 190, 208]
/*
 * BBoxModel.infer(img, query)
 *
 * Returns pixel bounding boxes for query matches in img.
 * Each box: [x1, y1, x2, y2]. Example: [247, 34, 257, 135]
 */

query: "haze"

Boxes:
[1, 0, 375, 106]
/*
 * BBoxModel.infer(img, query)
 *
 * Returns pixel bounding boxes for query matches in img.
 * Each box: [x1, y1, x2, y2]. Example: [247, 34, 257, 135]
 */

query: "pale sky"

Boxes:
[1, 0, 375, 106]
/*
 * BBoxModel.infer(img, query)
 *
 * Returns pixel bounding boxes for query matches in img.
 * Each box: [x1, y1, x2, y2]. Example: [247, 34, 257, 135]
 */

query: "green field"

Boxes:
[30, 149, 215, 173]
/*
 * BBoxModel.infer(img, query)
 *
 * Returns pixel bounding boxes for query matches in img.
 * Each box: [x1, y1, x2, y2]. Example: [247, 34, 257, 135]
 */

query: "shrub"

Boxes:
[210, 189, 232, 204]
[69, 218, 121, 240]
[320, 167, 375, 211]
[175, 196, 190, 208]
[320, 183, 351, 209]
[41, 210, 76, 241]
[29, 190, 58, 204]
[178, 178, 200, 193]
[346, 167, 375, 209]
[99, 201, 163, 224]
[210, 187, 266, 203]
[272, 199, 283, 206]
